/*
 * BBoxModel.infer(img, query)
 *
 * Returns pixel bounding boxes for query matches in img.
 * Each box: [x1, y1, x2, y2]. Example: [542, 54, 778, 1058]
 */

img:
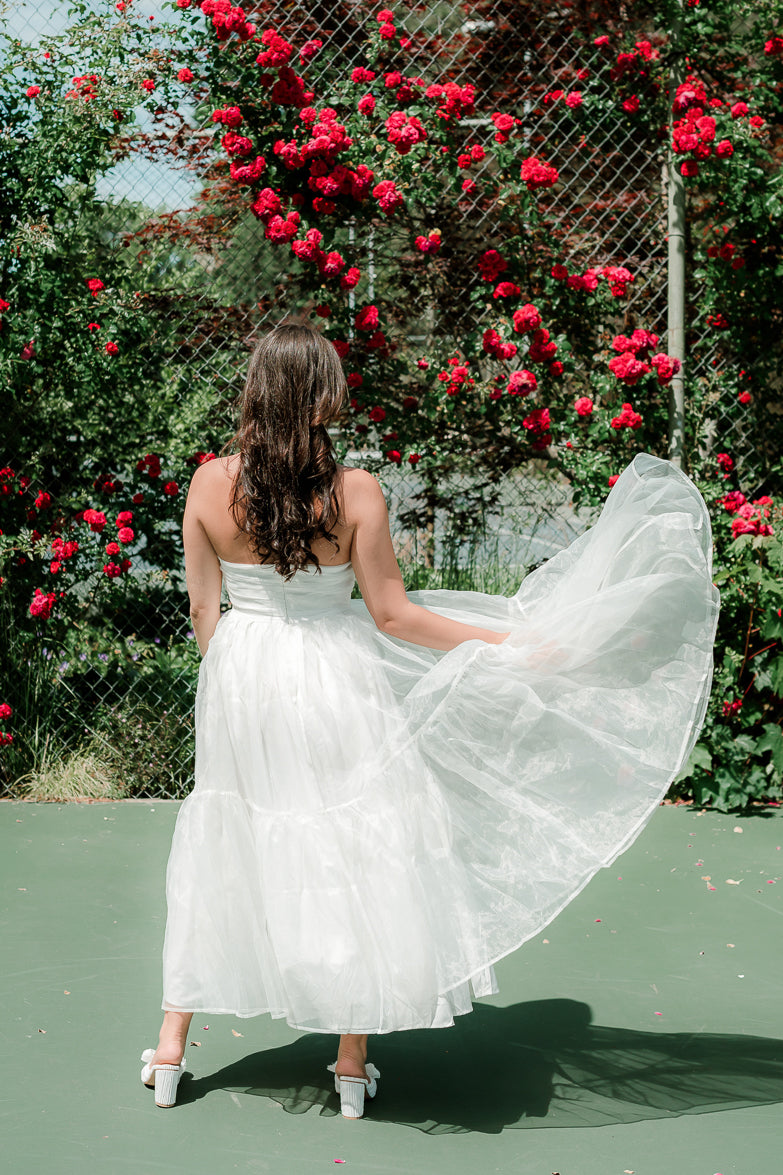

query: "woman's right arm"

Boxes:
[344, 469, 509, 652]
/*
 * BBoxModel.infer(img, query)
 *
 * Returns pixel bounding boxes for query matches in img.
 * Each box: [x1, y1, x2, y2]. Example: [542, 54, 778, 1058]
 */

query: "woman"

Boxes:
[141, 321, 719, 1115]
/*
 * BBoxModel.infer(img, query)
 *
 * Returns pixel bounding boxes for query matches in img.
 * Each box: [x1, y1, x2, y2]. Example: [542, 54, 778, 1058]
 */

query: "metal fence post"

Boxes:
[667, 0, 686, 470]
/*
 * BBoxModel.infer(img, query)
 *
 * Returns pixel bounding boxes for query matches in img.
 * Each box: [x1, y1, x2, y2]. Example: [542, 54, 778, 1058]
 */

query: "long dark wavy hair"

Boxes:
[220, 321, 348, 579]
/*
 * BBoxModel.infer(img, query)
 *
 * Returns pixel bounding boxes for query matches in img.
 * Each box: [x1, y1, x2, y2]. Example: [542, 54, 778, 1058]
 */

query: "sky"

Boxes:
[4, 0, 198, 212]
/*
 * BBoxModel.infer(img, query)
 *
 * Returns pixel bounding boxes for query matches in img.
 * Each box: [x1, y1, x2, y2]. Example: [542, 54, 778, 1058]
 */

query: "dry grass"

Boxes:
[16, 740, 127, 803]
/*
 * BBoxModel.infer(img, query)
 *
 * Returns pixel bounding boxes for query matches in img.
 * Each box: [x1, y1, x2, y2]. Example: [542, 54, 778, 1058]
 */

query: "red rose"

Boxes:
[105, 341, 119, 355]
[520, 156, 559, 191]
[512, 304, 542, 333]
[26, 85, 41, 98]
[610, 402, 642, 429]
[715, 139, 733, 157]
[730, 101, 748, 119]
[103, 562, 122, 578]
[0, 703, 12, 719]
[622, 95, 640, 114]
[118, 526, 134, 543]
[681, 159, 699, 176]
[368, 406, 386, 423]
[385, 449, 401, 463]
[373, 179, 404, 215]
[478, 249, 508, 281]
[716, 452, 734, 473]
[738, 390, 751, 404]
[340, 267, 361, 289]
[141, 79, 155, 93]
[29, 587, 56, 619]
[358, 94, 375, 116]
[177, 68, 194, 83]
[332, 340, 350, 358]
[609, 351, 650, 385]
[402, 396, 418, 409]
[574, 397, 593, 416]
[493, 281, 520, 299]
[132, 492, 144, 504]
[34, 490, 52, 509]
[551, 264, 569, 280]
[83, 508, 107, 532]
[86, 278, 104, 295]
[106, 541, 120, 556]
[163, 481, 179, 496]
[408, 453, 420, 465]
[650, 352, 682, 385]
[507, 370, 537, 396]
[351, 67, 376, 83]
[608, 474, 620, 487]
[355, 305, 379, 331]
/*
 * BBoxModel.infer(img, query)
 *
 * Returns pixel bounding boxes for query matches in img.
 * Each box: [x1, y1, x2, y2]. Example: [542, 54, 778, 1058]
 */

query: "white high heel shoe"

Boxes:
[327, 1061, 381, 1119]
[140, 1048, 187, 1107]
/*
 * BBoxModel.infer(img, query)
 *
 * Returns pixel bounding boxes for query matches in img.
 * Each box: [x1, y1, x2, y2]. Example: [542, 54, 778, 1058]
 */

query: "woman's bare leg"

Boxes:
[150, 1009, 193, 1066]
[335, 1033, 369, 1079]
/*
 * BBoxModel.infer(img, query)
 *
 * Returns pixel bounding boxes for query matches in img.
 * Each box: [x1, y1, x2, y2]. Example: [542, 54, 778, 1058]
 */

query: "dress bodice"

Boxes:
[218, 557, 355, 619]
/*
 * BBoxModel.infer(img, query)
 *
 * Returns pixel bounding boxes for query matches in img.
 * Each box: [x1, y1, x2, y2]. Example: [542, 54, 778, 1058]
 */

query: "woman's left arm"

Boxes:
[182, 465, 223, 656]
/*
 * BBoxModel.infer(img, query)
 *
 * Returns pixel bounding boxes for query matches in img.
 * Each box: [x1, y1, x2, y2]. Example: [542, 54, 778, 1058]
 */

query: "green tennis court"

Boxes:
[3, 800, 782, 1175]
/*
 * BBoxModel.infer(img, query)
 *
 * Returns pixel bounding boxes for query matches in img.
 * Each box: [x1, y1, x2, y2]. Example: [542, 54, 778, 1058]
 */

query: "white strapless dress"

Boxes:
[161, 453, 719, 1034]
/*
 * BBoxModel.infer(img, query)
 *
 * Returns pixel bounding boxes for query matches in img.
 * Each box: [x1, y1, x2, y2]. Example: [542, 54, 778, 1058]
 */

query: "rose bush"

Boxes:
[1, 0, 781, 806]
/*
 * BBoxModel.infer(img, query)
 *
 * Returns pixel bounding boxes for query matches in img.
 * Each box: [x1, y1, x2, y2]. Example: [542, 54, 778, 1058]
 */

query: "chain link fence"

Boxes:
[1, 0, 750, 797]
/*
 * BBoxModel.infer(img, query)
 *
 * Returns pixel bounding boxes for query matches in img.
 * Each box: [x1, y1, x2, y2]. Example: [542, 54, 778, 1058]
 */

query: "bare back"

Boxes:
[193, 454, 357, 567]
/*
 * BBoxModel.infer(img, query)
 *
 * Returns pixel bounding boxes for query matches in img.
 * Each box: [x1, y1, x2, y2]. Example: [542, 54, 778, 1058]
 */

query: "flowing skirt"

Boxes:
[161, 454, 719, 1033]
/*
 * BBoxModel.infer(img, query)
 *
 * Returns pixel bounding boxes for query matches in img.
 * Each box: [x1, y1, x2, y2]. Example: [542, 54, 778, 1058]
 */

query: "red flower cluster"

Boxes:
[610, 402, 643, 430]
[730, 496, 774, 539]
[491, 112, 518, 143]
[29, 587, 56, 620]
[717, 490, 746, 514]
[512, 304, 542, 333]
[212, 105, 243, 127]
[424, 82, 475, 121]
[507, 369, 537, 397]
[86, 277, 104, 296]
[376, 7, 396, 41]
[200, 0, 256, 42]
[716, 452, 734, 476]
[66, 74, 101, 101]
[385, 111, 427, 154]
[609, 330, 680, 386]
[415, 231, 441, 254]
[355, 305, 379, 332]
[528, 328, 558, 365]
[522, 407, 552, 450]
[82, 508, 107, 532]
[0, 701, 11, 749]
[137, 453, 162, 477]
[251, 188, 301, 243]
[722, 697, 743, 718]
[437, 356, 473, 396]
[482, 328, 518, 361]
[34, 490, 51, 510]
[478, 249, 508, 282]
[706, 239, 745, 271]
[373, 179, 404, 215]
[520, 156, 559, 191]
[457, 144, 486, 168]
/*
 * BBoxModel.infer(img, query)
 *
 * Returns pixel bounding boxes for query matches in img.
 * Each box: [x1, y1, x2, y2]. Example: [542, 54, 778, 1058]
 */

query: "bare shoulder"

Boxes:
[338, 466, 387, 523]
[188, 454, 236, 494]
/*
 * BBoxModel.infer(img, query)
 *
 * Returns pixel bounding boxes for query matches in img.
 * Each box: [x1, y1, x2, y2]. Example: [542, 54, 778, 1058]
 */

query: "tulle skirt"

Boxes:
[161, 454, 719, 1033]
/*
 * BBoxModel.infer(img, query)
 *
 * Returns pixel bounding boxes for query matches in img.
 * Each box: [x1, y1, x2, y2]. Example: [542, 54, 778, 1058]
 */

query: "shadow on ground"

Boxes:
[170, 999, 783, 1134]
